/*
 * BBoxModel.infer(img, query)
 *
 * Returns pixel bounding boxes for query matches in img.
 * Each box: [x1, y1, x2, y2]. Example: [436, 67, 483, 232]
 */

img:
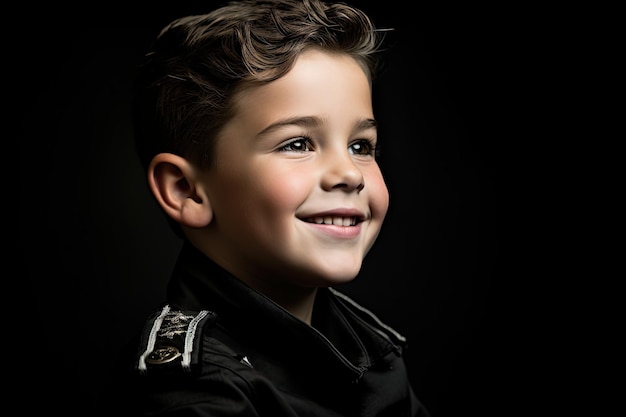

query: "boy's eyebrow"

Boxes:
[257, 116, 323, 136]
[257, 116, 378, 137]
[354, 118, 378, 132]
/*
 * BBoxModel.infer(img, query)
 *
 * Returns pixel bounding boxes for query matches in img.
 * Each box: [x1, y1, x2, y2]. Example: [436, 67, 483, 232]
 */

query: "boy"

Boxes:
[106, 0, 431, 415]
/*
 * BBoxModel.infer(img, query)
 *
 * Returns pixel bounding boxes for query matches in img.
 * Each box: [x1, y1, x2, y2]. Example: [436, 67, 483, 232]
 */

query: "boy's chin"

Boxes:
[304, 268, 362, 288]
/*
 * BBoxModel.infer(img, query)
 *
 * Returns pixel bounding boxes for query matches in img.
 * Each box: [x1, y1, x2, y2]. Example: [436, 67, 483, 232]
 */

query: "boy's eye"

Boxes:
[349, 140, 376, 156]
[278, 137, 312, 152]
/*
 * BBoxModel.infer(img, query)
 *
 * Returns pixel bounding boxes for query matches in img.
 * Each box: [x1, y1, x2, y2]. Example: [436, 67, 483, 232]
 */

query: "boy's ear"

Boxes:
[147, 153, 213, 228]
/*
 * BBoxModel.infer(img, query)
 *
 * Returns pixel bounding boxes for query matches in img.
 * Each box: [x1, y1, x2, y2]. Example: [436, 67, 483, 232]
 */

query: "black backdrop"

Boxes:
[16, 1, 546, 415]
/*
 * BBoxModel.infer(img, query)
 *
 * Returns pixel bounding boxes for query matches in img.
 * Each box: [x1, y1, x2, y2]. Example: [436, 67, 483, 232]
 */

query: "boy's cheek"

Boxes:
[367, 177, 390, 218]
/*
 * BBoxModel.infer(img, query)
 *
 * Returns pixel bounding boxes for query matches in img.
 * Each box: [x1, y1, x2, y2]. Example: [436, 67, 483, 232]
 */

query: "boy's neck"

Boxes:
[273, 288, 317, 325]
[253, 282, 317, 325]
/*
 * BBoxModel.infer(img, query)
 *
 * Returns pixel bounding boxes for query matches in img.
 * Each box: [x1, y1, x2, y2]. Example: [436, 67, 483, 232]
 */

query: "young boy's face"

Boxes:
[198, 49, 389, 289]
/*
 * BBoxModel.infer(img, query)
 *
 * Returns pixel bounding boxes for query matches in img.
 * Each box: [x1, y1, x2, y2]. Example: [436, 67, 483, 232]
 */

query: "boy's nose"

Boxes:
[321, 152, 365, 193]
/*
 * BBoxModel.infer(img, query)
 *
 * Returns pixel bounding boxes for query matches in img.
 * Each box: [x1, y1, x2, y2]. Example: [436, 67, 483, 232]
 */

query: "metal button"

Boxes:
[145, 346, 181, 365]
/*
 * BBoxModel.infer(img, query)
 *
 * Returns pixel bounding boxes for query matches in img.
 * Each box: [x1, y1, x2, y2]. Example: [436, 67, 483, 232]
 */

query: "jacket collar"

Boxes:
[166, 241, 405, 381]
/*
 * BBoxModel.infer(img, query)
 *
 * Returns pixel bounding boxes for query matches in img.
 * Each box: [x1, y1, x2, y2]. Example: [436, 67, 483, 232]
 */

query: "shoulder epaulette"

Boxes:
[135, 304, 217, 376]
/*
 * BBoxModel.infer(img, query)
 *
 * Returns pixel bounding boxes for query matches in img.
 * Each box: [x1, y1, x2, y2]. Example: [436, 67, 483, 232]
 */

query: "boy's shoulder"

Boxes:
[103, 305, 265, 415]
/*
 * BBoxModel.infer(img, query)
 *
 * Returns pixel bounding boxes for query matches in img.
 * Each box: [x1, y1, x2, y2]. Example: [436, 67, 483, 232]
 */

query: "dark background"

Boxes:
[15, 1, 559, 415]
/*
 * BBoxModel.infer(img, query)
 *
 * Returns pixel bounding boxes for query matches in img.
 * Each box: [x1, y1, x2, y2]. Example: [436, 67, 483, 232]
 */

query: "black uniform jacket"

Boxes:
[105, 242, 430, 417]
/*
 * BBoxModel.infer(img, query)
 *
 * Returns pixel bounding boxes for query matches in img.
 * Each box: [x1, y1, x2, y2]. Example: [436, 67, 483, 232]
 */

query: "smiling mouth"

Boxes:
[302, 216, 359, 226]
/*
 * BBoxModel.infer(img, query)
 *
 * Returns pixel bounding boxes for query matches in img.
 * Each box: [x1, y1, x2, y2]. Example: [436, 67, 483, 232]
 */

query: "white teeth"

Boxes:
[310, 216, 356, 226]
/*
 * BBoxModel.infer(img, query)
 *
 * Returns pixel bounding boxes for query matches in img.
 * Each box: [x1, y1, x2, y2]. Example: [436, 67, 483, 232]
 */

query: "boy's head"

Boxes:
[133, 0, 391, 290]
